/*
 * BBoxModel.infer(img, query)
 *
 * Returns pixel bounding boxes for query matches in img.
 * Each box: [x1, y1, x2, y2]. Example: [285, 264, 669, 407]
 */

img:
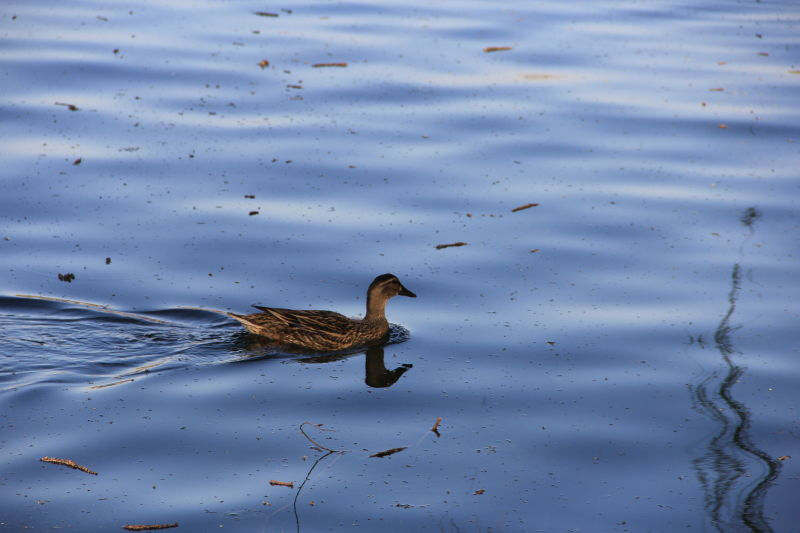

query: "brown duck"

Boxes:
[228, 273, 416, 351]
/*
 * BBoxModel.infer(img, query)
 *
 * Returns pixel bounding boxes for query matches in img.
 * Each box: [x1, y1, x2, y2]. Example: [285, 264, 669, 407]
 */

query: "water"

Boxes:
[2, 0, 799, 531]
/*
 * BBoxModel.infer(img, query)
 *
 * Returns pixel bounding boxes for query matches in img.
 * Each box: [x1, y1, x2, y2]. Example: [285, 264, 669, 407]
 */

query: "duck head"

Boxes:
[369, 273, 416, 299]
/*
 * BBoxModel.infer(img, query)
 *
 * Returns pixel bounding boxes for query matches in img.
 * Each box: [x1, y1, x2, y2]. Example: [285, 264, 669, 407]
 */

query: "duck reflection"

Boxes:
[689, 207, 781, 533]
[230, 326, 413, 388]
[300, 344, 412, 388]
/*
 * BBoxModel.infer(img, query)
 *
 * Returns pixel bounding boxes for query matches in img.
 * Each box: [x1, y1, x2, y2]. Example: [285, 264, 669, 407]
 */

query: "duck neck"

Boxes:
[364, 293, 387, 323]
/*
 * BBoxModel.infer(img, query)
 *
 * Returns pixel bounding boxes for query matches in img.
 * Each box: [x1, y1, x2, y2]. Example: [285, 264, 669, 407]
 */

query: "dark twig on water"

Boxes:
[289, 423, 347, 533]
[122, 524, 178, 531]
[370, 446, 407, 458]
[55, 102, 79, 111]
[511, 202, 539, 212]
[299, 422, 344, 453]
[435, 242, 467, 250]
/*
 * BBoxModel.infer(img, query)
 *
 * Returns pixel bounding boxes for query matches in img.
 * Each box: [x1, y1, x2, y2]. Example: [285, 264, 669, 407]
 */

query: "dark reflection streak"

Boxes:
[690, 207, 781, 533]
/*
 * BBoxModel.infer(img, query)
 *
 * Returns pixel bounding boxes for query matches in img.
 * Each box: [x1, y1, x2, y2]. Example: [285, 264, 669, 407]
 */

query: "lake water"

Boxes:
[1, 0, 799, 531]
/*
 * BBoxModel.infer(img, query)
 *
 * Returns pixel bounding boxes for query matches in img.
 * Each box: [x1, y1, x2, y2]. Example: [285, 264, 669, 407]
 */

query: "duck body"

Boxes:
[228, 273, 416, 351]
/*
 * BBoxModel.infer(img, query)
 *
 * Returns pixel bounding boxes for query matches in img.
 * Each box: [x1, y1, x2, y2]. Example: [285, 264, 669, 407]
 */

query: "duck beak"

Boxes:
[398, 284, 417, 298]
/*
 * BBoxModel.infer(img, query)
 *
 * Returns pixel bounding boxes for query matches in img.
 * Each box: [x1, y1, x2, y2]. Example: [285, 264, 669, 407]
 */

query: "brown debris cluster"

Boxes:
[40, 456, 97, 475]
[431, 417, 442, 437]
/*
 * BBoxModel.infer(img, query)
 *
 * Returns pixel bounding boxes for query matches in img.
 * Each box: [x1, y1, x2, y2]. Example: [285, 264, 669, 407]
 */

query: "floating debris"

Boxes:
[511, 202, 539, 212]
[244, 194, 256, 199]
[484, 46, 512, 53]
[777, 455, 791, 461]
[57, 273, 75, 283]
[269, 480, 294, 488]
[312, 62, 347, 68]
[40, 457, 97, 475]
[474, 489, 486, 495]
[431, 417, 442, 437]
[718, 124, 728, 129]
[122, 523, 179, 531]
[395, 503, 430, 509]
[370, 447, 407, 458]
[105, 257, 112, 264]
[254, 11, 278, 17]
[258, 59, 269, 69]
[248, 211, 259, 216]
[740, 207, 761, 228]
[287, 84, 303, 89]
[709, 88, 724, 91]
[299, 422, 345, 454]
[89, 378, 134, 390]
[73, 158, 82, 165]
[530, 248, 540, 253]
[55, 102, 79, 111]
[435, 242, 467, 250]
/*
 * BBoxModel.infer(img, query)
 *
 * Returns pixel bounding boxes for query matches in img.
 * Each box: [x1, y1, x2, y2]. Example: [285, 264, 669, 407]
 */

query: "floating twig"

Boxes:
[89, 378, 134, 390]
[395, 503, 430, 509]
[484, 46, 512, 53]
[270, 480, 294, 488]
[55, 102, 79, 111]
[40, 457, 97, 475]
[431, 417, 442, 437]
[370, 447, 407, 458]
[122, 524, 178, 531]
[435, 242, 467, 250]
[312, 62, 347, 68]
[473, 489, 486, 495]
[511, 202, 539, 212]
[254, 11, 278, 17]
[299, 422, 344, 453]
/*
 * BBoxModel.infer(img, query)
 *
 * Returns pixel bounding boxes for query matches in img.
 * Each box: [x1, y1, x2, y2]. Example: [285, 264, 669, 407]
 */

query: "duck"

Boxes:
[227, 273, 416, 351]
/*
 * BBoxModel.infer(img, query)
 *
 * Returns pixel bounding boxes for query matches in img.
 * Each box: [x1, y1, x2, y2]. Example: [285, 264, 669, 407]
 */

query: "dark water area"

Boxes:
[2, 1, 799, 531]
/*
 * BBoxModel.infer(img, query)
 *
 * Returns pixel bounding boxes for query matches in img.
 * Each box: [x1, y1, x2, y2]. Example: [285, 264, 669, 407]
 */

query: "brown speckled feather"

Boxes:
[227, 274, 416, 352]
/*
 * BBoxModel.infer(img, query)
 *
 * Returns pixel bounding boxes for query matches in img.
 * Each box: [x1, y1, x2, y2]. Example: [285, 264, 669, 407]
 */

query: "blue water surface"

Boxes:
[1, 1, 799, 531]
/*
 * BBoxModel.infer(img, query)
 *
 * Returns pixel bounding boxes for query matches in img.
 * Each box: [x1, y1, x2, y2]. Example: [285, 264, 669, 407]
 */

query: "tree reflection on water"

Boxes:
[689, 207, 781, 533]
